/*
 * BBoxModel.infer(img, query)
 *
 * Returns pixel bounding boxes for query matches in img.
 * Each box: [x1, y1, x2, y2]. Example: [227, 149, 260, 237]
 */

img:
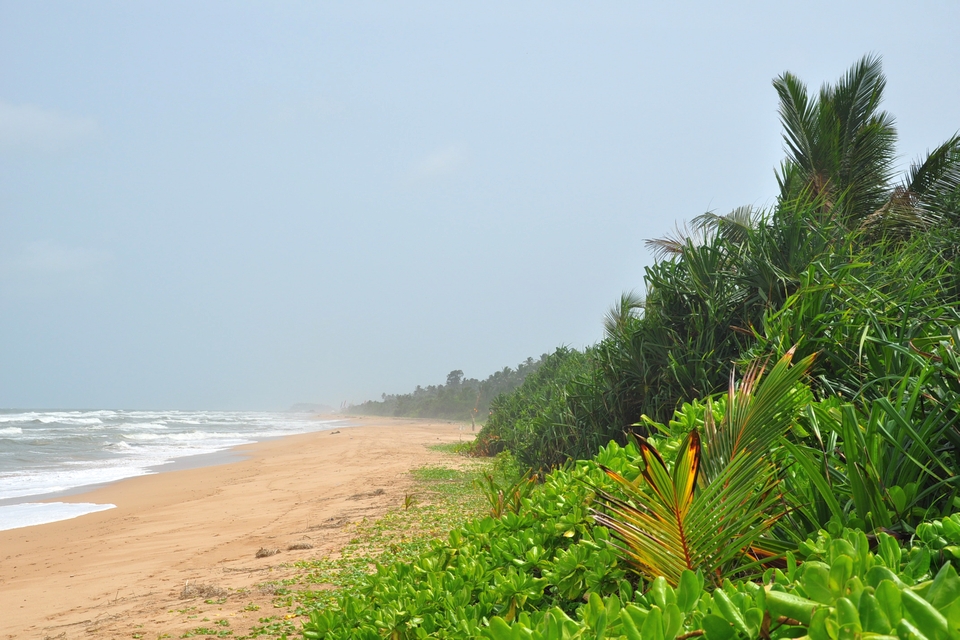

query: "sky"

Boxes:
[1, 2, 958, 410]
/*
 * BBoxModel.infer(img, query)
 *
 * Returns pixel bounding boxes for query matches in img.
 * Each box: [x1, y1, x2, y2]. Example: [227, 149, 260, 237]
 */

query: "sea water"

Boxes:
[0, 409, 344, 531]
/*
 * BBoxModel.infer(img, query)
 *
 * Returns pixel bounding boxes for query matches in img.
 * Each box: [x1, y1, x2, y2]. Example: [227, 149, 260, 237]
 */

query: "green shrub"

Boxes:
[300, 432, 960, 639]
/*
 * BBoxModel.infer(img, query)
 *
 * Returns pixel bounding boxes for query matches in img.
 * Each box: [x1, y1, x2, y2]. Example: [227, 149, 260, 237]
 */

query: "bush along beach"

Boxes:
[298, 56, 960, 639]
[350, 356, 549, 424]
[474, 54, 960, 473]
[302, 350, 960, 638]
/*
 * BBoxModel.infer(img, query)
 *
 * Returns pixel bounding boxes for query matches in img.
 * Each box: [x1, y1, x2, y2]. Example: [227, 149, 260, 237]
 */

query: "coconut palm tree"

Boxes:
[775, 54, 960, 233]
[774, 54, 896, 225]
[861, 133, 960, 235]
[616, 57, 958, 426]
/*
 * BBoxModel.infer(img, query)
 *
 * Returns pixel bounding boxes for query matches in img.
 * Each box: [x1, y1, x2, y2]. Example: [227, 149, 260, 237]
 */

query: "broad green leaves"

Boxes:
[485, 528, 960, 640]
[301, 424, 960, 640]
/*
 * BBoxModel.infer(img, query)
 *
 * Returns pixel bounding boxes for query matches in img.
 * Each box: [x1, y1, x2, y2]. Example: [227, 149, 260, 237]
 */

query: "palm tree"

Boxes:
[774, 54, 897, 225]
[775, 54, 960, 233]
[861, 133, 960, 235]
[615, 57, 958, 423]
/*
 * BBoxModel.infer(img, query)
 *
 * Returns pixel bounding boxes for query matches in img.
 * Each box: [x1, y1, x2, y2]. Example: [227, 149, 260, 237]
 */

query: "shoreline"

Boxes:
[0, 415, 350, 511]
[0, 416, 474, 639]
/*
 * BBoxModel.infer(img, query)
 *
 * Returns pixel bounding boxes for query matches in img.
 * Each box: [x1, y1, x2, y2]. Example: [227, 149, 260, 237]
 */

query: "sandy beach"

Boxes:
[0, 417, 473, 639]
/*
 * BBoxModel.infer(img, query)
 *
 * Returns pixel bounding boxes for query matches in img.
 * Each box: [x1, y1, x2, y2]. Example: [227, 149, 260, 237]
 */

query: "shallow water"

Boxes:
[0, 409, 344, 530]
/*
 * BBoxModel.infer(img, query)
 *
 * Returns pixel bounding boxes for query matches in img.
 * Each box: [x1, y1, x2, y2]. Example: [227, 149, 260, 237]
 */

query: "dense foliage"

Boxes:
[303, 347, 960, 638]
[302, 423, 960, 639]
[299, 56, 960, 639]
[473, 347, 593, 468]
[351, 356, 548, 423]
[476, 54, 960, 472]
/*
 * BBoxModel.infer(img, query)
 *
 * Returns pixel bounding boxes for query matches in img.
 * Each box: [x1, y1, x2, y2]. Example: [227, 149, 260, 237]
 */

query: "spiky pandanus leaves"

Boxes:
[593, 349, 814, 586]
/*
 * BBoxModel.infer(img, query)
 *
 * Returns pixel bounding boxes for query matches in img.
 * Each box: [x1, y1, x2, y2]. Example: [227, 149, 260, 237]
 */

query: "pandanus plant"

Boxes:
[593, 348, 815, 586]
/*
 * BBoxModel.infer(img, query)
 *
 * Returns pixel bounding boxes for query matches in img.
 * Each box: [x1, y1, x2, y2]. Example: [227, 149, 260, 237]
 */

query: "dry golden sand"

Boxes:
[0, 417, 474, 639]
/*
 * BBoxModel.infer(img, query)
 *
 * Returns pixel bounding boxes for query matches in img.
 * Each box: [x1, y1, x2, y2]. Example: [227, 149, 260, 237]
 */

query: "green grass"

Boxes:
[426, 441, 473, 454]
[181, 627, 232, 638]
[241, 456, 499, 639]
[409, 464, 470, 482]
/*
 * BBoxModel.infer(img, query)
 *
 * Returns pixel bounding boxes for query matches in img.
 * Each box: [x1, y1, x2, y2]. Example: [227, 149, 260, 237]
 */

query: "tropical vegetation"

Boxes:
[350, 356, 548, 424]
[475, 53, 960, 472]
[298, 56, 960, 639]
[303, 407, 960, 639]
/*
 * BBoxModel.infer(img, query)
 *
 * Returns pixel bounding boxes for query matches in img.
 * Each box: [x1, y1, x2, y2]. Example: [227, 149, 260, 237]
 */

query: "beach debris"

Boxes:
[180, 581, 226, 599]
[329, 430, 341, 435]
[255, 547, 280, 558]
[348, 488, 385, 500]
[309, 516, 348, 530]
[287, 541, 314, 550]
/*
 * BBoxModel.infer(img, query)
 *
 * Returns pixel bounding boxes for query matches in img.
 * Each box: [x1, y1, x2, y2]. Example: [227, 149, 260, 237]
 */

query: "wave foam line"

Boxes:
[0, 502, 116, 532]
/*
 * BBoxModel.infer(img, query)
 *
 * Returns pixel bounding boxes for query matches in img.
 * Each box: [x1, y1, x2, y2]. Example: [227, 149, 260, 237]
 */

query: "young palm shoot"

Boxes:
[593, 348, 814, 586]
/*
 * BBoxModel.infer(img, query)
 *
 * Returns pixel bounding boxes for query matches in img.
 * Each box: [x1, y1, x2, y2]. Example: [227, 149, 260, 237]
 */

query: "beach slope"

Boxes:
[0, 417, 472, 639]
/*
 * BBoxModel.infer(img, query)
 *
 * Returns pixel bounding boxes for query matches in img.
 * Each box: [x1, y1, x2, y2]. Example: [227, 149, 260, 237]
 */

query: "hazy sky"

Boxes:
[2, 2, 958, 410]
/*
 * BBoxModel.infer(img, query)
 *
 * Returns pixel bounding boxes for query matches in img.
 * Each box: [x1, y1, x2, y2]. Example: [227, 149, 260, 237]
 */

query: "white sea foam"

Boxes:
[0, 464, 153, 500]
[0, 502, 116, 531]
[123, 433, 162, 441]
[38, 416, 103, 425]
[0, 413, 40, 423]
[0, 411, 346, 503]
[169, 430, 245, 441]
[117, 421, 168, 430]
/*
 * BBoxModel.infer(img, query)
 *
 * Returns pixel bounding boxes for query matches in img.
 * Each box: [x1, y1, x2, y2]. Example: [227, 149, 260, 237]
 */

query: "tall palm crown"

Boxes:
[774, 54, 960, 231]
[774, 54, 897, 225]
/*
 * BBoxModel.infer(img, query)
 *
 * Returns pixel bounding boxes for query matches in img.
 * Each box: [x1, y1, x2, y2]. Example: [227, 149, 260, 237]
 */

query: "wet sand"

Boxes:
[0, 417, 473, 639]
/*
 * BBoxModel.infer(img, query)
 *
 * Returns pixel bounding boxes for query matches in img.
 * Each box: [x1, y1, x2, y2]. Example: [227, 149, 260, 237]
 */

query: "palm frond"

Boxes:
[857, 134, 960, 238]
[593, 353, 811, 585]
[701, 347, 815, 481]
[774, 55, 897, 223]
[644, 221, 706, 261]
[908, 133, 960, 220]
[594, 436, 785, 585]
[773, 71, 817, 189]
[603, 291, 644, 339]
[692, 206, 756, 246]
[906, 133, 960, 197]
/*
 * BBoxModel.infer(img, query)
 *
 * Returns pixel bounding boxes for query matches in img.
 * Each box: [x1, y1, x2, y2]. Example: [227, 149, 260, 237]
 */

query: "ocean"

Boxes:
[0, 409, 345, 532]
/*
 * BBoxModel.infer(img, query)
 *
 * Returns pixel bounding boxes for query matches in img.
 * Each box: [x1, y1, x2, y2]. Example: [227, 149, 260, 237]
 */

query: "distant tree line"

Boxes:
[349, 355, 549, 424]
